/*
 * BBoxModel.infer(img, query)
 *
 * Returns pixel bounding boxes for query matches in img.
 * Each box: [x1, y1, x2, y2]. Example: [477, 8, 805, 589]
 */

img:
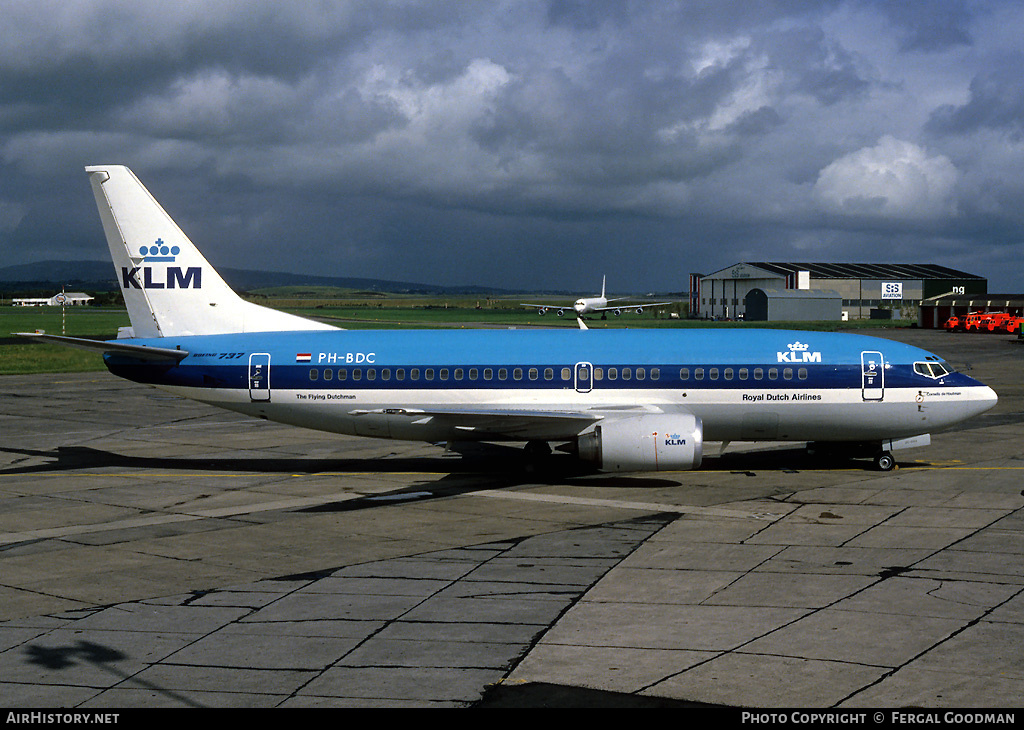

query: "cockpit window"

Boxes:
[914, 361, 952, 378]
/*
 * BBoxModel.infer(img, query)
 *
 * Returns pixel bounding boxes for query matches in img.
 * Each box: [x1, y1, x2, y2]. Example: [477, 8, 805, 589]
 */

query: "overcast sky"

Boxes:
[2, 0, 1023, 293]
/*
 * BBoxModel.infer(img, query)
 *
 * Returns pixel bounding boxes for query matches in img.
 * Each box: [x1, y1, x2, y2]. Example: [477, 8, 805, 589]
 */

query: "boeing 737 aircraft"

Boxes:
[18, 166, 997, 472]
[521, 276, 673, 321]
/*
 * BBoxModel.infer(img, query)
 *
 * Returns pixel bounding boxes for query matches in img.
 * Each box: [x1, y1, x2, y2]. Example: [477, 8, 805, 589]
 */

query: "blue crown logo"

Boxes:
[139, 238, 180, 262]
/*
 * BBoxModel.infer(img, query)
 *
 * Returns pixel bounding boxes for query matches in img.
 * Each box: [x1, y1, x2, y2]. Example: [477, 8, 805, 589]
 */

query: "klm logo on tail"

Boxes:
[121, 238, 201, 289]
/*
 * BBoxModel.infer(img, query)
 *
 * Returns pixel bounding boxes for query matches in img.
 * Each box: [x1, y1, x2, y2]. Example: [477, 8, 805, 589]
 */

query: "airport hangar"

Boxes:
[689, 262, 987, 323]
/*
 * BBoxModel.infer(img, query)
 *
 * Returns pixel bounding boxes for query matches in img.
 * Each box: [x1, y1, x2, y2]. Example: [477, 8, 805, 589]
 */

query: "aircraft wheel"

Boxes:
[875, 451, 896, 471]
[524, 440, 552, 458]
[523, 440, 552, 472]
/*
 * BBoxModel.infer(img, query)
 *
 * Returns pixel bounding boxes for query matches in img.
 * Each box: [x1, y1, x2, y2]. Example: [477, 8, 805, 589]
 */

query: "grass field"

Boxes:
[0, 300, 914, 375]
[0, 307, 131, 374]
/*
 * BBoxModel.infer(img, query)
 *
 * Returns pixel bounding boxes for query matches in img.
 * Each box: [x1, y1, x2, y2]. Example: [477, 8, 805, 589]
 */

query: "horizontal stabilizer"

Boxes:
[14, 332, 189, 362]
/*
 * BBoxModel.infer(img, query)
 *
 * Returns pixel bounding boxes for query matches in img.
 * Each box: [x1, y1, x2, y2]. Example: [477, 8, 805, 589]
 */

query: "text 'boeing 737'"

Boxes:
[17, 166, 997, 473]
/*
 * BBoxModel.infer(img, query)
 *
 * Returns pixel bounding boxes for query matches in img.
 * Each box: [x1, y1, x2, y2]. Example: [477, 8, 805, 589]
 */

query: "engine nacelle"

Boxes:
[577, 414, 703, 472]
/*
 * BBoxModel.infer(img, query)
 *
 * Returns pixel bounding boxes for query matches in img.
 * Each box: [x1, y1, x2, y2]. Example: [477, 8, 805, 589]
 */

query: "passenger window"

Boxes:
[381, 369, 391, 381]
[798, 368, 808, 380]
[352, 369, 362, 381]
[608, 367, 618, 380]
[738, 368, 748, 380]
[454, 368, 464, 380]
[593, 367, 603, 380]
[396, 368, 405, 381]
[783, 368, 793, 380]
[410, 368, 420, 380]
[439, 368, 449, 381]
[768, 368, 778, 380]
[709, 368, 718, 380]
[425, 368, 434, 381]
[695, 368, 704, 380]
[561, 367, 572, 380]
[529, 368, 538, 380]
[636, 367, 645, 380]
[367, 369, 376, 381]
[324, 369, 333, 381]
[622, 367, 631, 380]
[469, 368, 479, 380]
[338, 369, 347, 381]
[679, 368, 689, 380]
[499, 368, 508, 380]
[754, 368, 763, 380]
[309, 369, 318, 381]
[544, 368, 554, 380]
[724, 368, 733, 380]
[651, 368, 660, 381]
[513, 368, 523, 380]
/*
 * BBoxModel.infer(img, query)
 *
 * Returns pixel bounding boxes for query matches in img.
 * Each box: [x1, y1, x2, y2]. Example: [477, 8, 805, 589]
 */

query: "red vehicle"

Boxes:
[1001, 316, 1024, 334]
[963, 312, 1013, 332]
[962, 312, 987, 331]
[942, 315, 961, 331]
[983, 313, 1012, 332]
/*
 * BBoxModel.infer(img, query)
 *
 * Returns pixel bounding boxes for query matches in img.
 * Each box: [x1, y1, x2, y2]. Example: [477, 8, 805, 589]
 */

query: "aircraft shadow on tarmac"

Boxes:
[0, 440, 924, 483]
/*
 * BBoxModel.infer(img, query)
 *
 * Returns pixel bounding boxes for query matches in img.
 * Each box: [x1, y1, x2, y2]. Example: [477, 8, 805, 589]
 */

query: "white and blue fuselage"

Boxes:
[22, 166, 996, 473]
[103, 327, 996, 470]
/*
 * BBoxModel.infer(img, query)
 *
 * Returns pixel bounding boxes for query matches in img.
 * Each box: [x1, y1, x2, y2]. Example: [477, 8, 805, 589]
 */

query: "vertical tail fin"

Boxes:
[86, 165, 335, 337]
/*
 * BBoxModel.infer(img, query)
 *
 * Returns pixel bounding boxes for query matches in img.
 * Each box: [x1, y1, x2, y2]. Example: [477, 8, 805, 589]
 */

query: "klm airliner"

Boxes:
[520, 275, 673, 322]
[19, 166, 997, 472]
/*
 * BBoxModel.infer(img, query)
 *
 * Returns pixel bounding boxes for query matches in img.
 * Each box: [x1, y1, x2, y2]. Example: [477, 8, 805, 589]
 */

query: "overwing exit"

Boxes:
[18, 166, 998, 473]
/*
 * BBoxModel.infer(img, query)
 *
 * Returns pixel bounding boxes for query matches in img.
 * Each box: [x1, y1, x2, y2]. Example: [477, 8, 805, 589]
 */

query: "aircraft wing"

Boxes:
[350, 406, 602, 440]
[14, 333, 189, 362]
[520, 303, 565, 309]
[592, 301, 674, 312]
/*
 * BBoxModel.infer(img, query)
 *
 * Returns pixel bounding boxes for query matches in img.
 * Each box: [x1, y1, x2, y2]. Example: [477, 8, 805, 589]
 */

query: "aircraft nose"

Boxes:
[964, 384, 999, 419]
[979, 385, 998, 412]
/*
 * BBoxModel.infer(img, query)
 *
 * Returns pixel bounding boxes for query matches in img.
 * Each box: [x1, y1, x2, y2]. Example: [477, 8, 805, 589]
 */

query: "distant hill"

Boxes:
[0, 260, 520, 296]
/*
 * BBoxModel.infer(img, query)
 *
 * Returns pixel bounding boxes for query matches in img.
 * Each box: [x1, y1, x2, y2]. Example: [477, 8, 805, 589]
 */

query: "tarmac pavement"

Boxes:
[0, 328, 1022, 708]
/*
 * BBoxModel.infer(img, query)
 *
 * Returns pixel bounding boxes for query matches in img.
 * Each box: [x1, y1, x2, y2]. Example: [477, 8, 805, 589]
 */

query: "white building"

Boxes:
[12, 292, 94, 307]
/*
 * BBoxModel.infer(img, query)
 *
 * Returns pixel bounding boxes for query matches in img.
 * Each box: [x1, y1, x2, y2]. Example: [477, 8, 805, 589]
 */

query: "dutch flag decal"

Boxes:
[296, 353, 312, 362]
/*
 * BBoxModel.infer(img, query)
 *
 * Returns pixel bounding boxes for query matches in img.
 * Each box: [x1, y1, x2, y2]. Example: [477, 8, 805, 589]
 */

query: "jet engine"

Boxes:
[577, 414, 703, 472]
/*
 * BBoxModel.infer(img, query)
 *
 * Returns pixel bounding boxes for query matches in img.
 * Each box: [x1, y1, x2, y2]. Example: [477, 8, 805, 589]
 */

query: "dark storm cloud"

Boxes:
[874, 0, 974, 51]
[927, 62, 1024, 138]
[2, 0, 1024, 292]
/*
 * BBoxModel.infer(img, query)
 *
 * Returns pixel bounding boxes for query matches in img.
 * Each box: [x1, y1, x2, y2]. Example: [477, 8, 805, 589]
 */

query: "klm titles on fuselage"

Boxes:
[777, 342, 821, 363]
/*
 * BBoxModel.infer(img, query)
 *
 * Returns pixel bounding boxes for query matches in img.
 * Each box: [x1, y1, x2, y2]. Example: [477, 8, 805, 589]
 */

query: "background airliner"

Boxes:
[521, 276, 673, 321]
[18, 166, 997, 472]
